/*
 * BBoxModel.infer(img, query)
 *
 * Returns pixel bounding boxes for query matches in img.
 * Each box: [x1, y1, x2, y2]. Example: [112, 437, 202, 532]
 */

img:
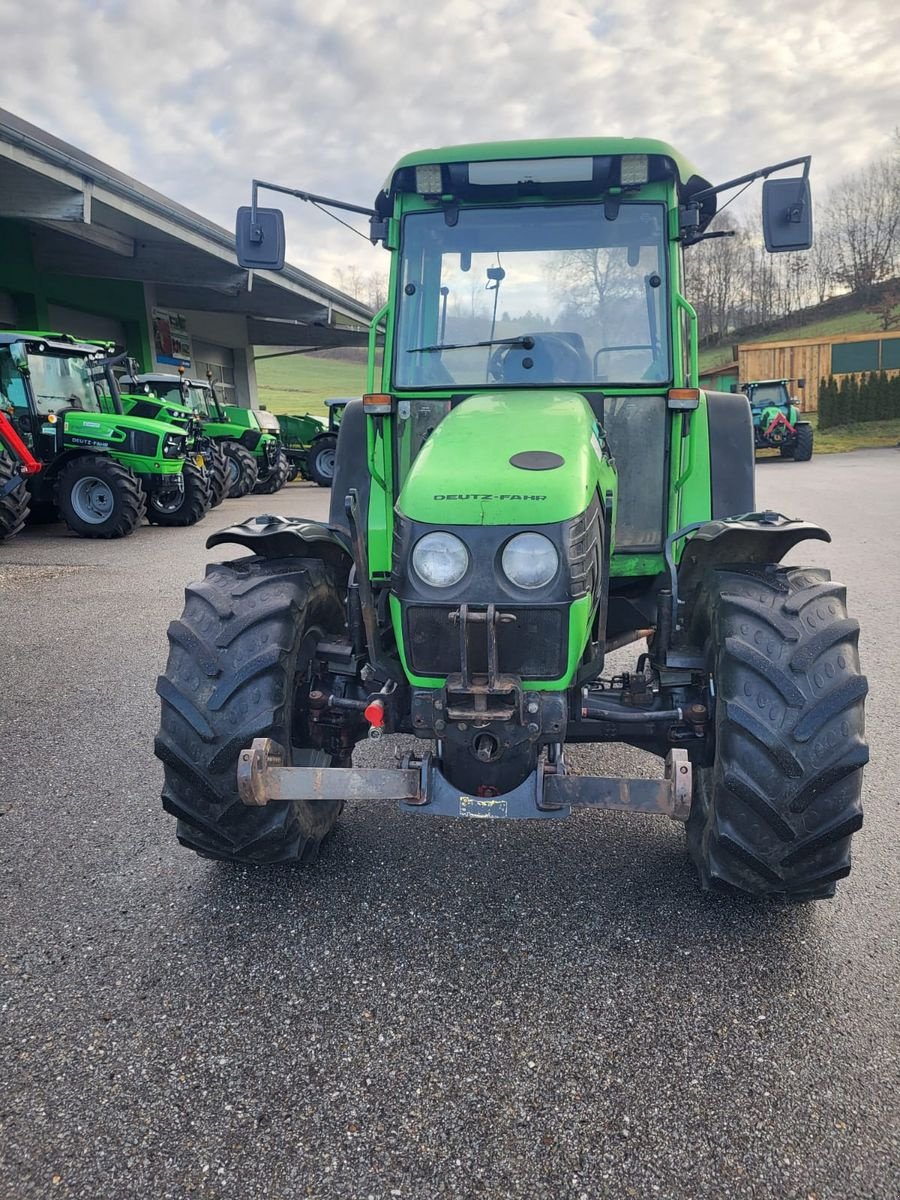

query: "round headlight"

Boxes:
[412, 531, 469, 588]
[501, 532, 559, 589]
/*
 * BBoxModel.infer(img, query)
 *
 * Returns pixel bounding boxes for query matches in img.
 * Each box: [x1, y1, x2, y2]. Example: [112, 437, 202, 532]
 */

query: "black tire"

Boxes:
[155, 555, 349, 864]
[0, 451, 30, 540]
[57, 454, 145, 539]
[146, 461, 211, 527]
[687, 564, 868, 899]
[205, 444, 229, 509]
[221, 441, 259, 499]
[285, 457, 300, 484]
[252, 447, 290, 495]
[793, 423, 814, 461]
[306, 434, 337, 488]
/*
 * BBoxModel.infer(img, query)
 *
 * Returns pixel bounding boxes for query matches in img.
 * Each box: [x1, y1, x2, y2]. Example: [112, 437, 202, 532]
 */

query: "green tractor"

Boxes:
[116, 369, 229, 512]
[156, 140, 867, 899]
[743, 378, 814, 460]
[275, 399, 348, 486]
[124, 373, 288, 498]
[0, 333, 201, 537]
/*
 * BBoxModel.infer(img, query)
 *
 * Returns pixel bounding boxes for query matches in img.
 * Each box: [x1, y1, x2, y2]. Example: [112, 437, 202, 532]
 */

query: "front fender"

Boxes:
[674, 509, 830, 616]
[206, 513, 353, 573]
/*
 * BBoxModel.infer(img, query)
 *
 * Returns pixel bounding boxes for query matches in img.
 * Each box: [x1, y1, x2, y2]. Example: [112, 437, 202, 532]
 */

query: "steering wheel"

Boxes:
[488, 334, 585, 384]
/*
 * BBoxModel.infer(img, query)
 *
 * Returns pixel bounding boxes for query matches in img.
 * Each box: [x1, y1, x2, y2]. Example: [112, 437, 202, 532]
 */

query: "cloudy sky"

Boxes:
[1, 0, 898, 290]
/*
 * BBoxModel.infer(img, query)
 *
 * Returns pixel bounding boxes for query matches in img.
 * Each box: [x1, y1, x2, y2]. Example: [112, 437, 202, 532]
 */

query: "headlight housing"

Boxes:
[162, 433, 186, 458]
[501, 532, 559, 589]
[411, 531, 469, 588]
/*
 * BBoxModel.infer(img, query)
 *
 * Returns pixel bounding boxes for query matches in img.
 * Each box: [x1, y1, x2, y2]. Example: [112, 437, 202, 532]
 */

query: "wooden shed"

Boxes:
[738, 331, 900, 411]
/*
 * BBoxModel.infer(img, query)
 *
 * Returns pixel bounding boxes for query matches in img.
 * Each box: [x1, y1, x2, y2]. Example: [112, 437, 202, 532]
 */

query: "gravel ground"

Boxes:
[1, 450, 898, 1199]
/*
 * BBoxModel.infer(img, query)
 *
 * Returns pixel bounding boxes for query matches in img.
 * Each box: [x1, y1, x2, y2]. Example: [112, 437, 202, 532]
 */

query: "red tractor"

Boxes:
[0, 410, 42, 540]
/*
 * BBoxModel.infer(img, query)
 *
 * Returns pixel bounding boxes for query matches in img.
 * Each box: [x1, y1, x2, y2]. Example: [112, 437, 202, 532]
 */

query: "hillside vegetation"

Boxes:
[255, 349, 370, 417]
[699, 288, 900, 374]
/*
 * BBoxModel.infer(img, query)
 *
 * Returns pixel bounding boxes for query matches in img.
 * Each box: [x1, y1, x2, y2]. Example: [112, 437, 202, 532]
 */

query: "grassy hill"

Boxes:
[255, 348, 371, 418]
[698, 285, 900, 374]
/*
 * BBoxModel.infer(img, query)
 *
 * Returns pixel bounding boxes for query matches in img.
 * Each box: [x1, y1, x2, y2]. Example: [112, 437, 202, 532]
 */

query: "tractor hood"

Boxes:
[397, 391, 604, 525]
[65, 410, 186, 439]
[120, 391, 194, 427]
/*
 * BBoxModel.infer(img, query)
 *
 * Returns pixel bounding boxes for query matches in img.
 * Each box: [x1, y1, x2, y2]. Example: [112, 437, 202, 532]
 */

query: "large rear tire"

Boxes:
[252, 447, 290, 495]
[221, 441, 258, 499]
[146, 461, 210, 527]
[687, 564, 868, 899]
[0, 451, 30, 540]
[57, 454, 145, 539]
[155, 555, 348, 864]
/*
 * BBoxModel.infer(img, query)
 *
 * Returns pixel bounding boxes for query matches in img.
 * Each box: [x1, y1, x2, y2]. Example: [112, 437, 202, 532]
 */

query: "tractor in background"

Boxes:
[0, 409, 41, 540]
[125, 373, 288, 497]
[742, 378, 814, 459]
[0, 333, 201, 537]
[275, 398, 348, 486]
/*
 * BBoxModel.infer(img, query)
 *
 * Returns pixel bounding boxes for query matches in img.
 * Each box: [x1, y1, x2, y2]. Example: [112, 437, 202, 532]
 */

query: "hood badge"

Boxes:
[509, 450, 564, 471]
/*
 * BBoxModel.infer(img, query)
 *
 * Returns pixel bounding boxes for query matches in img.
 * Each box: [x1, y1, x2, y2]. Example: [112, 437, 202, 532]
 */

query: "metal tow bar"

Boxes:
[237, 739, 693, 822]
[237, 739, 421, 807]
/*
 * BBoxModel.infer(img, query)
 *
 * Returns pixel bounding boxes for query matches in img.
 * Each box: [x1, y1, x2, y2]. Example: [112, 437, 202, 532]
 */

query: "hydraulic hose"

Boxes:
[581, 697, 683, 723]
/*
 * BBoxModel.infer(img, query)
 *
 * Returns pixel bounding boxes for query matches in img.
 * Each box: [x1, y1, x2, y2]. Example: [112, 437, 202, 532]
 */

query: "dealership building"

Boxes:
[0, 107, 370, 406]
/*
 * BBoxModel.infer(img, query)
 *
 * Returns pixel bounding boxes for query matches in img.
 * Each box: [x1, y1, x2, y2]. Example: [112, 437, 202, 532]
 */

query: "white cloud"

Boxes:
[2, 0, 898, 291]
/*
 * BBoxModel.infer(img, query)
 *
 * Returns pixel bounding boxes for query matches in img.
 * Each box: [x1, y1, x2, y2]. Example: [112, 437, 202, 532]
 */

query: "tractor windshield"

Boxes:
[24, 351, 103, 415]
[394, 203, 669, 390]
[153, 381, 215, 418]
[746, 383, 789, 407]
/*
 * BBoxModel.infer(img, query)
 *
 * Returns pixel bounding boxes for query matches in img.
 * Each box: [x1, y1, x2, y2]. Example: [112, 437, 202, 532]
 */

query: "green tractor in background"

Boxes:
[116, 369, 229, 512]
[156, 140, 867, 900]
[0, 333, 203, 537]
[742, 378, 814, 460]
[275, 398, 348, 486]
[126, 373, 288, 498]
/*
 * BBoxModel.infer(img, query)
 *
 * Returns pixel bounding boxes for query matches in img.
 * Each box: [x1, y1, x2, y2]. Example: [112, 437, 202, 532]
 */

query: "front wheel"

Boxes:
[57, 454, 145, 538]
[306, 435, 337, 487]
[792, 422, 814, 461]
[204, 444, 229, 509]
[687, 564, 868, 899]
[146, 461, 210, 527]
[221, 441, 259, 499]
[155, 555, 349, 864]
[252, 447, 290, 495]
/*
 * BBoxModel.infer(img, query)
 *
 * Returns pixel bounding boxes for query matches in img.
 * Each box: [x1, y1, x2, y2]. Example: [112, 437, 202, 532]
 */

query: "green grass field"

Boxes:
[255, 351, 369, 419]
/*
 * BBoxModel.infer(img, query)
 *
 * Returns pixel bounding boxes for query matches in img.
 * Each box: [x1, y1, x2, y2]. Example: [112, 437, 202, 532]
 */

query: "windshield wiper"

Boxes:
[407, 334, 535, 354]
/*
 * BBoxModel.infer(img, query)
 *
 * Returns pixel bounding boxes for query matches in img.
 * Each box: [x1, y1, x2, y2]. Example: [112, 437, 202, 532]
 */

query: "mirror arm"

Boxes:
[689, 155, 811, 203]
[249, 178, 377, 243]
[681, 229, 737, 249]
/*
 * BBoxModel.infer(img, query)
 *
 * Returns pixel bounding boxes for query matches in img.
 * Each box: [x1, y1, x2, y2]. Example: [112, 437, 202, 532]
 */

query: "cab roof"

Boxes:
[379, 137, 714, 220]
[0, 330, 114, 357]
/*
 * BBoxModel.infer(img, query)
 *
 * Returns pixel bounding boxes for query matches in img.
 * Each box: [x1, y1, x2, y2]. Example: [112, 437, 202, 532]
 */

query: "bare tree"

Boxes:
[824, 153, 900, 295]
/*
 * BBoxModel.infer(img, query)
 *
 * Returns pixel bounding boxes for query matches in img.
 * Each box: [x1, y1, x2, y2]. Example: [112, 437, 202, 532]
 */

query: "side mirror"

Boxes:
[10, 342, 28, 370]
[235, 206, 286, 270]
[762, 177, 812, 252]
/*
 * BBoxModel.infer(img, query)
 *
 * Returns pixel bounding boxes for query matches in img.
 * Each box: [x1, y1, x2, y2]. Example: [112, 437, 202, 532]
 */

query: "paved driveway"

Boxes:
[1, 449, 897, 1199]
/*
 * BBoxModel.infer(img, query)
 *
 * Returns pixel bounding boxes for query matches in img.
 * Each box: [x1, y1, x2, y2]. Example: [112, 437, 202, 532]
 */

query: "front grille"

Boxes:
[405, 605, 568, 680]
